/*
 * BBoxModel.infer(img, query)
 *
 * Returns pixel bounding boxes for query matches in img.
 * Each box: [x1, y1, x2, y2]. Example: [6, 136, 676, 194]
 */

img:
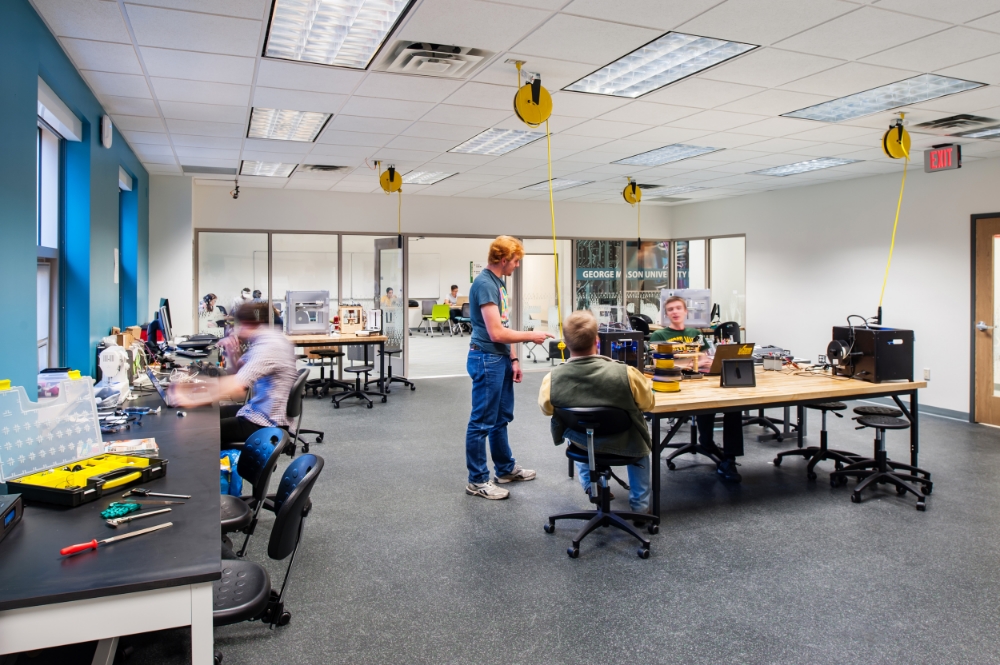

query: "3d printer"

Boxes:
[827, 322, 913, 383]
[285, 291, 330, 334]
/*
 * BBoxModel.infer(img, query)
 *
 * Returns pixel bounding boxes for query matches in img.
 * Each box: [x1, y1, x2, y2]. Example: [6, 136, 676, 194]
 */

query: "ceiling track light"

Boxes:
[449, 127, 545, 156]
[749, 157, 860, 177]
[614, 144, 721, 167]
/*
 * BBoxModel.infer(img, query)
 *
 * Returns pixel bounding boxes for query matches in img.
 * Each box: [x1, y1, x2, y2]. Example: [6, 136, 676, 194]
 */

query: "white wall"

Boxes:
[408, 236, 493, 300]
[148, 175, 194, 335]
[669, 157, 1000, 414]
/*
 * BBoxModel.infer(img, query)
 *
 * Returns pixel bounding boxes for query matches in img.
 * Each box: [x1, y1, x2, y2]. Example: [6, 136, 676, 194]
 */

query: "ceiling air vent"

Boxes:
[375, 41, 493, 78]
[298, 164, 347, 173]
[182, 165, 237, 175]
[914, 114, 996, 131]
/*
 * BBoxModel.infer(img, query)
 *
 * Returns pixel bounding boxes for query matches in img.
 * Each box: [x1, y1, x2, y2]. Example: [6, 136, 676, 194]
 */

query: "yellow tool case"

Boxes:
[6, 454, 168, 507]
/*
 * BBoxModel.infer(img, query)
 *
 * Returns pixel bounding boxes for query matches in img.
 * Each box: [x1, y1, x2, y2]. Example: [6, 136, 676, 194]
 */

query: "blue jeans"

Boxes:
[574, 455, 651, 513]
[465, 349, 517, 484]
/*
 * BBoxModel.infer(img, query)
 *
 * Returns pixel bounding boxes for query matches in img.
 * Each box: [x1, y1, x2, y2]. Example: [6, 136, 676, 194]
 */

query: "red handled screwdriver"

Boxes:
[60, 522, 173, 555]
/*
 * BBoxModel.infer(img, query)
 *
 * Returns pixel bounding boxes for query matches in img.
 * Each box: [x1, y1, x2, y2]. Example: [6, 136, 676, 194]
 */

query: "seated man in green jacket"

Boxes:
[650, 295, 743, 482]
[539, 309, 654, 518]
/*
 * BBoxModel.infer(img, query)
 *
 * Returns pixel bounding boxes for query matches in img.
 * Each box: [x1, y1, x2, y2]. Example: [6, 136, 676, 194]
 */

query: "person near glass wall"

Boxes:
[380, 287, 398, 308]
[465, 236, 554, 500]
[198, 293, 219, 332]
[231, 287, 252, 314]
[650, 296, 743, 482]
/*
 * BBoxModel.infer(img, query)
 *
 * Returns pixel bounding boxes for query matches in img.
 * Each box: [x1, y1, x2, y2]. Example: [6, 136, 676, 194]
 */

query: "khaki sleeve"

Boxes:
[626, 365, 655, 412]
[538, 373, 554, 415]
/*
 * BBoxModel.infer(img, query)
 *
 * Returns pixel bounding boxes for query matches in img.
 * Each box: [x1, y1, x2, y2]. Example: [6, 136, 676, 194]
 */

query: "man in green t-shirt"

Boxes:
[650, 296, 744, 482]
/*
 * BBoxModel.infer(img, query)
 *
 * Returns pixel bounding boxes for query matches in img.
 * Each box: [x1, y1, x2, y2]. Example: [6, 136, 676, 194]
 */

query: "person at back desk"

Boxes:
[649, 295, 743, 482]
[539, 309, 654, 521]
[170, 302, 297, 449]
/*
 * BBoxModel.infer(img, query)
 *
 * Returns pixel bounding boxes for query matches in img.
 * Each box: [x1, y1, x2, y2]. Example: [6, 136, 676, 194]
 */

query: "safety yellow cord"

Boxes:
[878, 151, 909, 308]
[397, 189, 401, 235]
[545, 119, 566, 361]
[637, 199, 641, 239]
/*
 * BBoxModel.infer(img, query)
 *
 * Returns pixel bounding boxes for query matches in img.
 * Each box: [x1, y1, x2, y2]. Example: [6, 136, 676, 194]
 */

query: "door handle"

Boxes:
[976, 321, 994, 332]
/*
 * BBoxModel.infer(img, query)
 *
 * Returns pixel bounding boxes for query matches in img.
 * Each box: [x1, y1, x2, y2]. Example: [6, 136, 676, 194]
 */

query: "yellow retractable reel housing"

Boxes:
[379, 165, 402, 193]
[882, 118, 911, 160]
[513, 76, 553, 127]
[623, 180, 642, 205]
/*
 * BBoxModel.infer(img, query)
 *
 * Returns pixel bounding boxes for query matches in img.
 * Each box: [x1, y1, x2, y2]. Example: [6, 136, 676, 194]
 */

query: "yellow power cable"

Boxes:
[878, 151, 909, 309]
[545, 118, 566, 360]
[398, 188, 401, 236]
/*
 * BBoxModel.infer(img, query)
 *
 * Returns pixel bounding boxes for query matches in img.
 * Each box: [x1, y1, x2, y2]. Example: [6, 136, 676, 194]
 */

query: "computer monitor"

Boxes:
[159, 298, 172, 332]
[158, 305, 173, 343]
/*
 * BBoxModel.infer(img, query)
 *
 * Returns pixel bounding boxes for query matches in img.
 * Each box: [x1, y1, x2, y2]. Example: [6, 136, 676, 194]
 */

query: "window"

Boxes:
[37, 124, 59, 249]
[37, 122, 61, 371]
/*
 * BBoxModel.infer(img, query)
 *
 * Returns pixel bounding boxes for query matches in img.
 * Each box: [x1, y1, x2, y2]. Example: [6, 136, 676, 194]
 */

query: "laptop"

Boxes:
[705, 343, 756, 376]
[146, 368, 179, 407]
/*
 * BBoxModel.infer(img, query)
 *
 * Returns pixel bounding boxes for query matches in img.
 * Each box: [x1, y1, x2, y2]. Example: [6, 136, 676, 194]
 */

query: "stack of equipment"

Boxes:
[651, 344, 681, 393]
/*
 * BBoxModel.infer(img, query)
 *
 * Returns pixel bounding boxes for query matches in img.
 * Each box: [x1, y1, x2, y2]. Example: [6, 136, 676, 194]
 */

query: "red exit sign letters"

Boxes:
[924, 144, 961, 173]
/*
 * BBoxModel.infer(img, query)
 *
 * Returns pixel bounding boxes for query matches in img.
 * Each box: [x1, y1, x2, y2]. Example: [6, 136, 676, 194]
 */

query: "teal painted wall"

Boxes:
[0, 0, 149, 393]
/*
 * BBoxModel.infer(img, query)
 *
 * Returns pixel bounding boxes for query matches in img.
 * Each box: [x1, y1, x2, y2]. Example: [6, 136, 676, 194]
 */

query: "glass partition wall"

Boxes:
[197, 232, 268, 333]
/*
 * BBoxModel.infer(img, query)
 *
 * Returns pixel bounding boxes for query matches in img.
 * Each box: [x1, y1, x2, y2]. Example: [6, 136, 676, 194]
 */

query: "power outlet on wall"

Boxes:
[818, 354, 826, 364]
[923, 368, 931, 381]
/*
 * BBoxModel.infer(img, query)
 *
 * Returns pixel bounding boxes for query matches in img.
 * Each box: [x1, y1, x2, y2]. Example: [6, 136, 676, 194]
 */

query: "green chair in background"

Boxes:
[427, 304, 452, 336]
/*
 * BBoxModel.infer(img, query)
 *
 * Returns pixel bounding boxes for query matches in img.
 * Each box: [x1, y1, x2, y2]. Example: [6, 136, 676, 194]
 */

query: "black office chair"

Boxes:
[220, 428, 289, 557]
[629, 315, 651, 340]
[830, 414, 932, 510]
[214, 454, 324, 665]
[544, 407, 660, 559]
[366, 347, 414, 392]
[773, 402, 862, 478]
[284, 369, 322, 455]
[713, 321, 741, 343]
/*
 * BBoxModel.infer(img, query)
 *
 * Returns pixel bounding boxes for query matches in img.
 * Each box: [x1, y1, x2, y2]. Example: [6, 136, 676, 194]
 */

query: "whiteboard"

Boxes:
[408, 253, 441, 300]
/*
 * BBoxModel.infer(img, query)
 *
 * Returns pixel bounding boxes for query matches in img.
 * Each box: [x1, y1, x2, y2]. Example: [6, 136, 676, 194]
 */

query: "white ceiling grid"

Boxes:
[28, 0, 1000, 205]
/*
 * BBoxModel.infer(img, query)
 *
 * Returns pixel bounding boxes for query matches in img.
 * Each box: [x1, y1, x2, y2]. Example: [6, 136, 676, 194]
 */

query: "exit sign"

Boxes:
[924, 144, 961, 173]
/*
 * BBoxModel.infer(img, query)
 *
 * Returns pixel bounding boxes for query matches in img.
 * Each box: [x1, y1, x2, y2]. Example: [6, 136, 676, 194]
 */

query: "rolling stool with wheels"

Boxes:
[305, 349, 352, 397]
[544, 407, 659, 559]
[365, 346, 414, 393]
[830, 415, 932, 510]
[853, 405, 902, 419]
[773, 402, 862, 479]
[333, 364, 382, 408]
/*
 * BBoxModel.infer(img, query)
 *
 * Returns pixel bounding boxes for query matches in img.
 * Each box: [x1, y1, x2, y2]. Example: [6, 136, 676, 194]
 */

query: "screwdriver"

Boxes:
[60, 522, 173, 555]
[106, 507, 172, 528]
[121, 487, 191, 499]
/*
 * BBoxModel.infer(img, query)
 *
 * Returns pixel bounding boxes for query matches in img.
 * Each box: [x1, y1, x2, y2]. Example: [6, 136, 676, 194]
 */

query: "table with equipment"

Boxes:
[0, 393, 221, 665]
[646, 368, 926, 520]
[287, 333, 389, 399]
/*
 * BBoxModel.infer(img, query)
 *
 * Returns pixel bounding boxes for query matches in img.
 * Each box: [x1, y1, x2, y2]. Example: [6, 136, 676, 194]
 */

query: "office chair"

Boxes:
[427, 304, 452, 336]
[713, 321, 741, 343]
[416, 300, 436, 334]
[544, 407, 660, 559]
[773, 402, 862, 478]
[628, 315, 651, 340]
[284, 369, 322, 455]
[454, 302, 472, 335]
[829, 414, 931, 510]
[220, 428, 289, 558]
[214, 454, 324, 665]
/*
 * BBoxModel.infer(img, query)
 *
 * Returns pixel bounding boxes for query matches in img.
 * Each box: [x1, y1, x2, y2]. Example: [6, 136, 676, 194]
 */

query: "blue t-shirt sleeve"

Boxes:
[470, 276, 500, 310]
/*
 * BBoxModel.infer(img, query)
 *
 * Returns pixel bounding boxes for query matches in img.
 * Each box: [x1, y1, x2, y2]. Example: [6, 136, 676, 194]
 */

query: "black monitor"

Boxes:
[159, 298, 172, 331]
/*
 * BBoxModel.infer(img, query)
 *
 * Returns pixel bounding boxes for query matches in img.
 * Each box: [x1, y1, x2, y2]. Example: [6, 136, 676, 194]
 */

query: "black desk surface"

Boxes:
[0, 392, 221, 612]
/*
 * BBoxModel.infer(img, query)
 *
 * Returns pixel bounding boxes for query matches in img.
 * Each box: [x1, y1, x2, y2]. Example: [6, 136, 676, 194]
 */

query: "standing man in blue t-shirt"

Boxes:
[465, 236, 554, 500]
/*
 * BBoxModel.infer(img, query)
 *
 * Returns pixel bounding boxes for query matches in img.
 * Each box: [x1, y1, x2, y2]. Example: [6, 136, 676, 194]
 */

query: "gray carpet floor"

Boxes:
[16, 372, 1000, 665]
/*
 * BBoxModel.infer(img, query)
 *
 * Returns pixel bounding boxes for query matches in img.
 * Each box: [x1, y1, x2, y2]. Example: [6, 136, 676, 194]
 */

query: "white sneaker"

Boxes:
[466, 481, 510, 500]
[496, 465, 536, 484]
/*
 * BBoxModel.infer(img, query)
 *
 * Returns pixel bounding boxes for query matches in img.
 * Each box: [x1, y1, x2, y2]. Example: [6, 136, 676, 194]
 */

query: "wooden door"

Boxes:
[974, 216, 1000, 424]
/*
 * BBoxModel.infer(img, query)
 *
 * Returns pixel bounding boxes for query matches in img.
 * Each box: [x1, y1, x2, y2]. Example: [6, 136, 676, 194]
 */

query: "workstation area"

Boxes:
[4, 0, 1000, 662]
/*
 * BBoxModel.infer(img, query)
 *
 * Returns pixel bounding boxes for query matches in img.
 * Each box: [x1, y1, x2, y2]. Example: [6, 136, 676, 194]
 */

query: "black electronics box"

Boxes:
[0, 494, 23, 545]
[598, 331, 645, 368]
[831, 325, 913, 383]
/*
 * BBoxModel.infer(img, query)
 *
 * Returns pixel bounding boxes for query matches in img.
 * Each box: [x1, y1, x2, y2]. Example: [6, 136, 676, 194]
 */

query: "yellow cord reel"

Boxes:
[379, 165, 402, 193]
[513, 76, 552, 128]
[882, 118, 911, 160]
[622, 180, 642, 205]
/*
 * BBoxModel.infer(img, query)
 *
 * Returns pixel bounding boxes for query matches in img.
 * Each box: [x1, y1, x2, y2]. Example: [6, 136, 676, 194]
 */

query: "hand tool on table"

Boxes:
[121, 487, 191, 499]
[106, 507, 171, 528]
[60, 522, 173, 555]
[122, 499, 185, 506]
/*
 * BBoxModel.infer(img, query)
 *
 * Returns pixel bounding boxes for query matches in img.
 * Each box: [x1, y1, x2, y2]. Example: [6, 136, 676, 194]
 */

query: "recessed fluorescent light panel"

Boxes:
[522, 179, 591, 192]
[566, 32, 756, 98]
[449, 128, 544, 156]
[265, 0, 415, 69]
[614, 144, 720, 166]
[248, 108, 330, 142]
[951, 124, 1000, 139]
[402, 171, 456, 185]
[647, 185, 706, 197]
[240, 160, 297, 177]
[750, 157, 859, 177]
[783, 74, 984, 123]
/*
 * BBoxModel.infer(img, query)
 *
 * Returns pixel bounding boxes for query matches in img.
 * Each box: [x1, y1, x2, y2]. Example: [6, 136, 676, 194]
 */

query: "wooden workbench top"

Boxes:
[648, 367, 925, 414]
[287, 333, 388, 344]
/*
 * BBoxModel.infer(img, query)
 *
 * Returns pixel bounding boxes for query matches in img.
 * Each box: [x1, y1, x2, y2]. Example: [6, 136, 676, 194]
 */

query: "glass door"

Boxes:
[375, 238, 405, 374]
[575, 239, 623, 312]
[625, 240, 670, 321]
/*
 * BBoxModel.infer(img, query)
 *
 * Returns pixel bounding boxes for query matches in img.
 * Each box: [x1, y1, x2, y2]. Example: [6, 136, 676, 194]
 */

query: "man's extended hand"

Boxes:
[511, 361, 523, 384]
[530, 331, 555, 345]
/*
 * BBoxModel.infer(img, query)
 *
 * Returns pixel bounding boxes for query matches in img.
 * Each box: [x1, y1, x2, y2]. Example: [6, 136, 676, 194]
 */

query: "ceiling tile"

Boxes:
[718, 90, 833, 116]
[159, 100, 246, 123]
[702, 49, 842, 91]
[164, 118, 245, 137]
[241, 150, 312, 163]
[549, 135, 615, 151]
[788, 124, 880, 141]
[318, 130, 394, 147]
[678, 0, 855, 45]
[775, 7, 948, 59]
[563, 119, 652, 138]
[134, 143, 175, 157]
[401, 122, 486, 141]
[151, 78, 250, 106]
[174, 146, 240, 159]
[670, 110, 766, 131]
[125, 5, 261, 56]
[430, 153, 497, 166]
[82, 71, 151, 98]
[870, 0, 1000, 23]
[338, 97, 434, 121]
[124, 0, 267, 20]
[385, 136, 458, 152]
[909, 83, 1000, 112]
[937, 52, 1000, 84]
[862, 27, 1000, 71]
[252, 87, 348, 114]
[598, 102, 698, 125]
[563, 0, 726, 30]
[739, 137, 824, 152]
[779, 62, 920, 98]
[444, 83, 516, 110]
[353, 72, 462, 103]
[513, 14, 662, 66]
[475, 55, 595, 90]
[967, 11, 1000, 33]
[170, 134, 243, 149]
[140, 47, 254, 84]
[734, 116, 822, 137]
[398, 0, 550, 52]
[33, 0, 131, 42]
[371, 148, 441, 163]
[243, 139, 313, 154]
[623, 126, 713, 144]
[309, 143, 384, 159]
[122, 130, 169, 145]
[256, 59, 364, 94]
[111, 114, 166, 131]
[327, 115, 413, 134]
[549, 91, 631, 118]
[61, 39, 142, 75]
[420, 104, 511, 126]
[284, 178, 333, 191]
[644, 78, 764, 109]
[139, 154, 178, 165]
[102, 95, 159, 116]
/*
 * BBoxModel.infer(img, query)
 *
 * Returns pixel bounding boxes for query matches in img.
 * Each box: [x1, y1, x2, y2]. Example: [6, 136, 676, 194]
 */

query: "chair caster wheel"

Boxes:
[214, 650, 224, 665]
[666, 461, 676, 470]
[544, 523, 554, 534]
[638, 548, 650, 559]
[302, 444, 309, 453]
[807, 471, 817, 480]
[923, 485, 932, 495]
[850, 493, 861, 503]
[381, 396, 387, 403]
[367, 402, 373, 409]
[896, 486, 906, 496]
[916, 501, 926, 511]
[316, 434, 323, 442]
[410, 385, 415, 390]
[333, 402, 340, 409]
[567, 547, 579, 558]
[647, 524, 659, 535]
[772, 457, 781, 467]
